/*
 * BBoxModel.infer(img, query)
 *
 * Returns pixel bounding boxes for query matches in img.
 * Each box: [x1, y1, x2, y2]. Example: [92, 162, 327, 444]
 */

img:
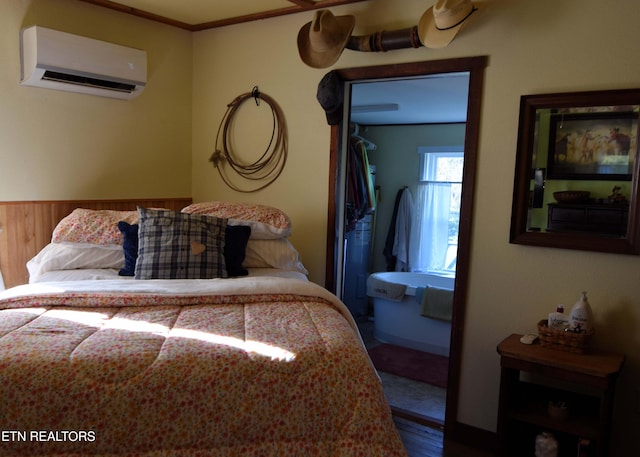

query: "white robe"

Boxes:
[392, 188, 413, 271]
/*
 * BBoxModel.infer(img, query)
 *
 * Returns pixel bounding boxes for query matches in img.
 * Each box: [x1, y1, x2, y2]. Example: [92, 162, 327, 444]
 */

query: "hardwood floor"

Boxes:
[394, 416, 495, 457]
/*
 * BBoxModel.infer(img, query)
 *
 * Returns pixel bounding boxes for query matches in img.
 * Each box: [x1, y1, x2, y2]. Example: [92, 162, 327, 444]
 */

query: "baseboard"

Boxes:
[448, 421, 497, 454]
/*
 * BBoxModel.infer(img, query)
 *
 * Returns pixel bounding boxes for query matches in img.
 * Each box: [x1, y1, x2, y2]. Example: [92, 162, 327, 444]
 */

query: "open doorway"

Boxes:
[325, 56, 486, 439]
[345, 73, 470, 426]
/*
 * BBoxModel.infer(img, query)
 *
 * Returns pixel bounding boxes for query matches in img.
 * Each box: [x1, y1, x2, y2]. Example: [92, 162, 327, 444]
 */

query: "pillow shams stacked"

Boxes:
[31, 203, 295, 281]
[134, 207, 228, 280]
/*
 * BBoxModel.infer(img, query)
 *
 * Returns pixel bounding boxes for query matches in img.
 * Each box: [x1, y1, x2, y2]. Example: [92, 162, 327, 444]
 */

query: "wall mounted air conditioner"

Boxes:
[20, 26, 146, 100]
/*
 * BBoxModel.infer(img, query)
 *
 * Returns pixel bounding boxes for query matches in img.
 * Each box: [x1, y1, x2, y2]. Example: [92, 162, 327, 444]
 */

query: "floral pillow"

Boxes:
[181, 201, 291, 239]
[52, 208, 138, 245]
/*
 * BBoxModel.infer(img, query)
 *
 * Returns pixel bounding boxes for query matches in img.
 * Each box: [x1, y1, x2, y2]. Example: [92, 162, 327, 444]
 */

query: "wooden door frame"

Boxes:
[324, 56, 487, 440]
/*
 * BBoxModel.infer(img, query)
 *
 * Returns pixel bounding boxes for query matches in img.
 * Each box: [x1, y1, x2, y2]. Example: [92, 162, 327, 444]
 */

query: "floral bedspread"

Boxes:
[0, 278, 406, 456]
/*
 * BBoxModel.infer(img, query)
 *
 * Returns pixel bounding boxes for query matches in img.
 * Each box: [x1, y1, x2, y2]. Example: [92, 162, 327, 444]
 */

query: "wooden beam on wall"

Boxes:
[78, 0, 370, 31]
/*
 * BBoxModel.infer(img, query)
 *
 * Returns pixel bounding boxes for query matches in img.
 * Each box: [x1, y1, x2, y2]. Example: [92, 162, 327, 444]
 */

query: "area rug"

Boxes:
[367, 344, 449, 388]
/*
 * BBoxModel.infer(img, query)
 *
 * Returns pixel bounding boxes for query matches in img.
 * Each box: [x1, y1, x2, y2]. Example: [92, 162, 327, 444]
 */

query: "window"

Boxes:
[410, 147, 464, 276]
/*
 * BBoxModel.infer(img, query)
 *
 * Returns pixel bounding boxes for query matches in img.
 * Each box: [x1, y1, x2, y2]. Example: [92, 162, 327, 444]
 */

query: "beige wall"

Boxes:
[0, 0, 193, 200]
[193, 0, 640, 455]
[193, 1, 640, 453]
[2, 0, 640, 454]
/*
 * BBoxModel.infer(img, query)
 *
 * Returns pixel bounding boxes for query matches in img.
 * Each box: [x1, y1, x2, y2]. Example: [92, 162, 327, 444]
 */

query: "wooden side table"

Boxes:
[496, 334, 624, 457]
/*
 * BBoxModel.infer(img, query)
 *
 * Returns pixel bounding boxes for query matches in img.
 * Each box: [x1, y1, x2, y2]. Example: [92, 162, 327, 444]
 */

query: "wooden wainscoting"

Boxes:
[0, 198, 191, 289]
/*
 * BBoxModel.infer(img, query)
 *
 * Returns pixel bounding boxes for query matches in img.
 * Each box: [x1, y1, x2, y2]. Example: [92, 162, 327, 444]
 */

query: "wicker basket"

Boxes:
[537, 320, 594, 353]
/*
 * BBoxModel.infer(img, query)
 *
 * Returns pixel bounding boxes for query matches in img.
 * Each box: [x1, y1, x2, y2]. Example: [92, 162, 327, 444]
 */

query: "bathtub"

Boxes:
[367, 272, 454, 356]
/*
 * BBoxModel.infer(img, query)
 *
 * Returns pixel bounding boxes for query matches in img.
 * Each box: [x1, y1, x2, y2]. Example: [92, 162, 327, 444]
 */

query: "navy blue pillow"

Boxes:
[117, 221, 251, 277]
[225, 225, 251, 277]
[117, 221, 138, 276]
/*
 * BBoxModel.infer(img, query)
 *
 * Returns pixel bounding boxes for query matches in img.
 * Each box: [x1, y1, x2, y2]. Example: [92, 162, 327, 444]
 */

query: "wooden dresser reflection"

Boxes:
[547, 203, 628, 236]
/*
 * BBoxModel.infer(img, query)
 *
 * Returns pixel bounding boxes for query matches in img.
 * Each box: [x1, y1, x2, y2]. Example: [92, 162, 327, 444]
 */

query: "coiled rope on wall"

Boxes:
[209, 87, 287, 193]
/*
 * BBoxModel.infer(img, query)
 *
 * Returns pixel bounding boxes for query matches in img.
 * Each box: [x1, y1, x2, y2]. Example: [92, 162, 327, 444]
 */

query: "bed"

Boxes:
[0, 200, 406, 456]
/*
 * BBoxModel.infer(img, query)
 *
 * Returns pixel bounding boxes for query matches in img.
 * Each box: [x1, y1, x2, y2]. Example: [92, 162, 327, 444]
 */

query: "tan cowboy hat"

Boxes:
[418, 0, 478, 49]
[297, 9, 355, 69]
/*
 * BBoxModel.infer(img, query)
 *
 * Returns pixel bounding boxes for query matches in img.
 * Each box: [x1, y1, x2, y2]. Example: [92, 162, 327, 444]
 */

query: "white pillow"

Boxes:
[244, 239, 308, 275]
[31, 269, 127, 283]
[27, 243, 124, 283]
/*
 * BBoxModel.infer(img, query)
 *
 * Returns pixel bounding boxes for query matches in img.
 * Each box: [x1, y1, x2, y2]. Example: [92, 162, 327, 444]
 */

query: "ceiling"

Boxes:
[78, 0, 470, 125]
[350, 73, 470, 125]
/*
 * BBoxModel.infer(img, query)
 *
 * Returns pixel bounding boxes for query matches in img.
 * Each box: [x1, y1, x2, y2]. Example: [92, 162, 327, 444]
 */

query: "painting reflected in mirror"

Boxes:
[510, 88, 640, 255]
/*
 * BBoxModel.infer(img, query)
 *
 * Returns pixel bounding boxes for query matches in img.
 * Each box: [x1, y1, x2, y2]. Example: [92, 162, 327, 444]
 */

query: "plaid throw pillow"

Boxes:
[135, 207, 228, 280]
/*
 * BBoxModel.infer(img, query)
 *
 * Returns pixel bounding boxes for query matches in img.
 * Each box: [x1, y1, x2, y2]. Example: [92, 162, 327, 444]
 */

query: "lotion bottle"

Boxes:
[569, 291, 593, 333]
[548, 305, 569, 330]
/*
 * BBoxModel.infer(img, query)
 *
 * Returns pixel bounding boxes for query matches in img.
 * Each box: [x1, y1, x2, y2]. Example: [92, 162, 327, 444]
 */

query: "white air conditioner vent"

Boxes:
[20, 26, 146, 100]
[42, 70, 138, 93]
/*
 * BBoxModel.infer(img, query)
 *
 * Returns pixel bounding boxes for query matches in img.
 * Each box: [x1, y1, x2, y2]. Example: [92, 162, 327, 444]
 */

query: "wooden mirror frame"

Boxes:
[509, 88, 640, 255]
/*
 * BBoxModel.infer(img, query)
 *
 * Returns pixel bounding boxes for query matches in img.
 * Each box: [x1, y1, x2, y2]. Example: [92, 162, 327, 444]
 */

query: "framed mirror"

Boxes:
[510, 88, 640, 255]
